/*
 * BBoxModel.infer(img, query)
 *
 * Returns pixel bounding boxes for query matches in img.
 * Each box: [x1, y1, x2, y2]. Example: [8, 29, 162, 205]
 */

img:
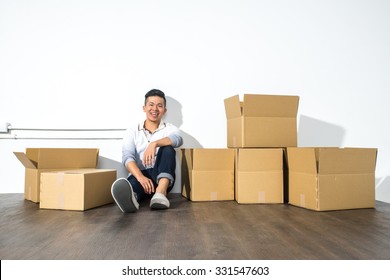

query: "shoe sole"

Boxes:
[150, 193, 170, 210]
[150, 202, 169, 210]
[111, 178, 139, 213]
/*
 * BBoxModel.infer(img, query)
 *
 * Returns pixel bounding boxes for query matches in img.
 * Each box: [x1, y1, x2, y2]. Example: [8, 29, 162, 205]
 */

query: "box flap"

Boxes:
[14, 152, 37, 169]
[26, 148, 99, 169]
[224, 95, 242, 119]
[243, 94, 299, 117]
[237, 148, 282, 171]
[193, 149, 234, 170]
[287, 148, 317, 174]
[318, 148, 377, 174]
[26, 148, 40, 166]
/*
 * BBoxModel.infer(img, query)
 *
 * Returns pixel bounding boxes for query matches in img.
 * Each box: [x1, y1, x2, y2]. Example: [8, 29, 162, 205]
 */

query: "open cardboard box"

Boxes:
[14, 148, 99, 202]
[224, 94, 299, 148]
[287, 147, 377, 211]
[181, 148, 235, 201]
[40, 169, 116, 211]
[235, 148, 284, 204]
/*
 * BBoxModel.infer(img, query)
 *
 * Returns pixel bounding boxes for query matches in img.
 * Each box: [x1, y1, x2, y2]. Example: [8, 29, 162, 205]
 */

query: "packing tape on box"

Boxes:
[300, 194, 306, 207]
[56, 173, 65, 186]
[56, 173, 65, 209]
[258, 191, 266, 203]
[210, 192, 218, 201]
[58, 193, 65, 209]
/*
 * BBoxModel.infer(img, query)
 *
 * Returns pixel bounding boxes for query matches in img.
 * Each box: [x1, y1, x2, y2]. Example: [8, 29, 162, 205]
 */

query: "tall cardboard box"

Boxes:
[14, 148, 99, 202]
[224, 94, 299, 148]
[40, 169, 116, 211]
[181, 149, 235, 201]
[287, 147, 377, 211]
[235, 148, 284, 204]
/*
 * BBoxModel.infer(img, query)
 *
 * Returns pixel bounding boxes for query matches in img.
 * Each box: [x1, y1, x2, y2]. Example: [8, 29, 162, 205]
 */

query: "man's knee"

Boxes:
[159, 146, 176, 158]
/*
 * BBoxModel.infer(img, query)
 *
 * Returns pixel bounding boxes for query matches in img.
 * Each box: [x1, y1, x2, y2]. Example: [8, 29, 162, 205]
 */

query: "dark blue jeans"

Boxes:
[127, 146, 176, 202]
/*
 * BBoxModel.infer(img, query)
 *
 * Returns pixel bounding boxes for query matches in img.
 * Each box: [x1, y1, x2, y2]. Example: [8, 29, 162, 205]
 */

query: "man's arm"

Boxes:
[143, 137, 173, 167]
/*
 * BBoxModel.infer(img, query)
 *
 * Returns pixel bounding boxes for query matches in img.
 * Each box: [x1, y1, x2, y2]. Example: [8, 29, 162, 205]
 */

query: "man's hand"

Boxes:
[138, 175, 155, 194]
[143, 141, 157, 167]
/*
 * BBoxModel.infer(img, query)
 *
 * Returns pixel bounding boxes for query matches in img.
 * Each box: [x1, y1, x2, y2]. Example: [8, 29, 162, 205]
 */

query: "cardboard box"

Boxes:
[181, 149, 235, 201]
[40, 169, 116, 211]
[287, 147, 377, 211]
[235, 148, 284, 204]
[224, 94, 299, 148]
[14, 148, 99, 202]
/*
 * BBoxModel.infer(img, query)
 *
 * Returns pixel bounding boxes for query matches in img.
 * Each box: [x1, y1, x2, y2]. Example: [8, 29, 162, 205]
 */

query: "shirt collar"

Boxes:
[138, 120, 166, 132]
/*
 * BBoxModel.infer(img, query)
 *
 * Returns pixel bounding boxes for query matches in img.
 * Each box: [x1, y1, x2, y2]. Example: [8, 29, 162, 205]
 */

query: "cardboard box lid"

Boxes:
[14, 152, 37, 169]
[14, 148, 99, 169]
[317, 148, 377, 174]
[237, 148, 282, 171]
[224, 95, 242, 119]
[287, 147, 377, 175]
[224, 94, 299, 119]
[287, 147, 317, 174]
[190, 149, 235, 171]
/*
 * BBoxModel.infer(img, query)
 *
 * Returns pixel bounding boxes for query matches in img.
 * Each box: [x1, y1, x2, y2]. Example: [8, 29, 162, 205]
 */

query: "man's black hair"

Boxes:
[145, 89, 166, 106]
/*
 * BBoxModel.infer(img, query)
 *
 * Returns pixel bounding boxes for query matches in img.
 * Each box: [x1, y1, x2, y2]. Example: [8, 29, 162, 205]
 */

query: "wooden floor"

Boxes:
[1, 193, 390, 260]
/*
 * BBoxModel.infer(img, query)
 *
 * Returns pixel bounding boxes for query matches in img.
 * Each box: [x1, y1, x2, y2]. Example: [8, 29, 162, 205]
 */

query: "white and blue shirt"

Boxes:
[122, 120, 183, 172]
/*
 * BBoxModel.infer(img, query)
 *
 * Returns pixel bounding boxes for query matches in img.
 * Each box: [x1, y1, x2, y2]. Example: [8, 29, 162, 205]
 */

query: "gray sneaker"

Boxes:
[150, 192, 170, 210]
[111, 178, 139, 213]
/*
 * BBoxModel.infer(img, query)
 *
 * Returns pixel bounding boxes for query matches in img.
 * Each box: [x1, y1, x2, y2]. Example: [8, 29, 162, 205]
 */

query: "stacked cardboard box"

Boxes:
[182, 93, 377, 211]
[181, 94, 299, 203]
[235, 148, 284, 204]
[181, 148, 235, 201]
[225, 94, 299, 204]
[225, 94, 378, 210]
[15, 148, 116, 211]
[224, 94, 299, 148]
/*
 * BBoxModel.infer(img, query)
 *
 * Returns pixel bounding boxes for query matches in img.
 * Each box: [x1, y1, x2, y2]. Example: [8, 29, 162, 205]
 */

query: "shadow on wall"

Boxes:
[165, 96, 203, 193]
[165, 96, 203, 148]
[298, 115, 346, 147]
[299, 115, 388, 202]
[294, 115, 344, 203]
[97, 156, 128, 178]
[376, 177, 390, 203]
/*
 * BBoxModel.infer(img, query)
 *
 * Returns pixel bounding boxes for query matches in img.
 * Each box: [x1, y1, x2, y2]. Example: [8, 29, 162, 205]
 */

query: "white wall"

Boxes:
[1, 0, 389, 202]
